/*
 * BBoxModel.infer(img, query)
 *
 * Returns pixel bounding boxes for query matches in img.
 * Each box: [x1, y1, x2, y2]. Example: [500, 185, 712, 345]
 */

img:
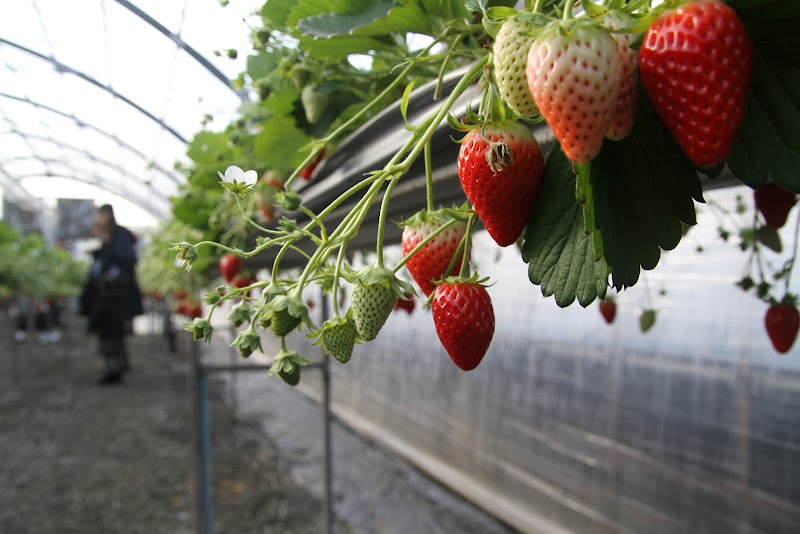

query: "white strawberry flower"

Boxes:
[219, 165, 257, 196]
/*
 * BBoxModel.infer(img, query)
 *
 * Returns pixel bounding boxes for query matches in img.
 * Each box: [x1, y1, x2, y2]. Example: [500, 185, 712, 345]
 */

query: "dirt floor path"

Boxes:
[1, 310, 515, 534]
[0, 311, 332, 534]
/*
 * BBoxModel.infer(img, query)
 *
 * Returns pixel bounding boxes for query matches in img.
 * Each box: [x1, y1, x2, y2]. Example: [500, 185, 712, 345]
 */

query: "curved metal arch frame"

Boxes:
[0, 92, 182, 185]
[113, 0, 249, 102]
[2, 152, 174, 202]
[15, 170, 169, 219]
[0, 132, 176, 198]
[0, 38, 188, 144]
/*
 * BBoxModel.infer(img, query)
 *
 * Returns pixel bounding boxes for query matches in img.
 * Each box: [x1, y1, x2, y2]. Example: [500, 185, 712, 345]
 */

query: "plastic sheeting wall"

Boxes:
[290, 187, 800, 533]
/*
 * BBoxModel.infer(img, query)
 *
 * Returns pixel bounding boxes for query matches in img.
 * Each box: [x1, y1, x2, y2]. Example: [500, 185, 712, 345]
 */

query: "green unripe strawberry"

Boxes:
[278, 363, 301, 386]
[350, 282, 396, 342]
[270, 308, 301, 337]
[322, 318, 357, 364]
[301, 85, 329, 125]
[494, 16, 541, 118]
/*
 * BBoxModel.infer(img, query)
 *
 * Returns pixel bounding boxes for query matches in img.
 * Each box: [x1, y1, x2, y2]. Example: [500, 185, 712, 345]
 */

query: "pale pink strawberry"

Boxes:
[493, 17, 540, 118]
[526, 22, 622, 163]
[596, 10, 638, 140]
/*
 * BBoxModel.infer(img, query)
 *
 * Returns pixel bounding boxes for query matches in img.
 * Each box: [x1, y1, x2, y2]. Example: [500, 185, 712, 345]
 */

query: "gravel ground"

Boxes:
[0, 311, 336, 534]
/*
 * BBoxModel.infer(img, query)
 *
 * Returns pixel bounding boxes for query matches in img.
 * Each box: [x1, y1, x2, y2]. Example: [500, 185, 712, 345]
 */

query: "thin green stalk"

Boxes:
[284, 36, 448, 190]
[424, 141, 434, 212]
[563, 0, 577, 20]
[332, 241, 348, 317]
[271, 240, 295, 282]
[235, 195, 280, 235]
[376, 174, 402, 268]
[785, 208, 800, 296]
[299, 206, 328, 242]
[458, 214, 478, 277]
[396, 56, 488, 171]
[393, 217, 460, 272]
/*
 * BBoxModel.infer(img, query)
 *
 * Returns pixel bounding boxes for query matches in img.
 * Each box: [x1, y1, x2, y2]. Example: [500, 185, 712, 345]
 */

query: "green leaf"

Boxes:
[400, 79, 416, 124]
[590, 96, 703, 290]
[261, 0, 296, 26]
[522, 146, 608, 308]
[486, 6, 517, 20]
[246, 52, 277, 82]
[186, 132, 232, 166]
[297, 34, 393, 63]
[639, 309, 656, 333]
[756, 225, 783, 253]
[297, 0, 398, 37]
[728, 51, 800, 191]
[253, 116, 313, 171]
[725, 5, 800, 192]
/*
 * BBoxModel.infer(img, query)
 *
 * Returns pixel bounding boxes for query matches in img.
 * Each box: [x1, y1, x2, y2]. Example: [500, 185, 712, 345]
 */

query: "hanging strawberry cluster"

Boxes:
[171, 0, 799, 385]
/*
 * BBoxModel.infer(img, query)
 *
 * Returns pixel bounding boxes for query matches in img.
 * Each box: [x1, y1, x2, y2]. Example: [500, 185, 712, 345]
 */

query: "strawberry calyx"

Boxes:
[343, 265, 418, 300]
[398, 206, 468, 228]
[267, 342, 312, 386]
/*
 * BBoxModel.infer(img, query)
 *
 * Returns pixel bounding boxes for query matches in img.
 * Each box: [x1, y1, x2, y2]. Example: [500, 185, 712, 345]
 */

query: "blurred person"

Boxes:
[79, 204, 144, 384]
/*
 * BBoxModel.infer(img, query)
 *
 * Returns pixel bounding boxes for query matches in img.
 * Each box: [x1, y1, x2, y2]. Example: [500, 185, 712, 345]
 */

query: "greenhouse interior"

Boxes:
[2, 1, 799, 533]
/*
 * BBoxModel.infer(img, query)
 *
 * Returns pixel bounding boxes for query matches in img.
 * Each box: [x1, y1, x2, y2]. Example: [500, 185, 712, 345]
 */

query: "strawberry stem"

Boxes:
[785, 207, 800, 296]
[459, 214, 478, 278]
[393, 217, 461, 272]
[376, 174, 402, 268]
[424, 141, 434, 212]
[562, 0, 577, 21]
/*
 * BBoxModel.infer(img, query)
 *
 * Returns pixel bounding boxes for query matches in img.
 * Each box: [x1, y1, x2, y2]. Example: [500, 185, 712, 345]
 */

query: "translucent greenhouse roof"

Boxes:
[0, 0, 263, 220]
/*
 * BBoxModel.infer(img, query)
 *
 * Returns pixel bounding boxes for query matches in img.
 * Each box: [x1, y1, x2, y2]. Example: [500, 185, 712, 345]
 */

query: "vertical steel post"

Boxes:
[200, 370, 214, 534]
[320, 289, 333, 534]
[190, 338, 213, 534]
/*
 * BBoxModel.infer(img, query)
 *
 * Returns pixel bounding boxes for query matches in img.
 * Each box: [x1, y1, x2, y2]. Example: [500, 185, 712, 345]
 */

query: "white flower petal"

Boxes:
[242, 170, 258, 184]
[223, 166, 245, 183]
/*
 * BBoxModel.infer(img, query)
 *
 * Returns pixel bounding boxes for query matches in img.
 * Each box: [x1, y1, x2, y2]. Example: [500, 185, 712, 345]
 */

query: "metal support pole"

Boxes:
[320, 289, 333, 534]
[200, 371, 214, 534]
[190, 338, 213, 534]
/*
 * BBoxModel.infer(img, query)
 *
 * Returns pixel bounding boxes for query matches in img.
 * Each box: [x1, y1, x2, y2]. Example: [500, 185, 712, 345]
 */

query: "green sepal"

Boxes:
[342, 265, 418, 299]
[185, 317, 213, 344]
[231, 326, 262, 358]
[397, 206, 468, 229]
[228, 301, 253, 328]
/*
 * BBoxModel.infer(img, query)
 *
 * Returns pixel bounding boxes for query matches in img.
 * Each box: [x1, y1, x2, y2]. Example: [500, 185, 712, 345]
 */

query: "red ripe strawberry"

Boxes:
[432, 280, 494, 371]
[401, 211, 467, 296]
[457, 122, 544, 247]
[765, 305, 800, 354]
[754, 183, 797, 229]
[231, 273, 253, 289]
[599, 299, 617, 324]
[257, 173, 284, 223]
[639, 0, 752, 168]
[493, 17, 540, 118]
[300, 149, 326, 180]
[596, 10, 638, 140]
[174, 290, 188, 300]
[526, 22, 621, 163]
[393, 295, 416, 315]
[219, 254, 241, 283]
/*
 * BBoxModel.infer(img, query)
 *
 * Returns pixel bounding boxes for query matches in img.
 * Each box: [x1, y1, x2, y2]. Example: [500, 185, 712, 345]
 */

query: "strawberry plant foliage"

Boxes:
[588, 94, 704, 290]
[522, 146, 608, 308]
[725, 3, 800, 191]
[166, 0, 800, 383]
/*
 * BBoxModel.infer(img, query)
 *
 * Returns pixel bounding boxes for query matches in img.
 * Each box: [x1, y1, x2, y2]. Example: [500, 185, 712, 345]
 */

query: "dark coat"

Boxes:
[79, 225, 144, 338]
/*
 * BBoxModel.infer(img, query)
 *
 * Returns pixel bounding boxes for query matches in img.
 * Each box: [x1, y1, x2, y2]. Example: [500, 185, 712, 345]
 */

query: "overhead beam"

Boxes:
[0, 92, 182, 184]
[0, 131, 176, 196]
[15, 171, 169, 219]
[0, 38, 188, 143]
[112, 0, 248, 102]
